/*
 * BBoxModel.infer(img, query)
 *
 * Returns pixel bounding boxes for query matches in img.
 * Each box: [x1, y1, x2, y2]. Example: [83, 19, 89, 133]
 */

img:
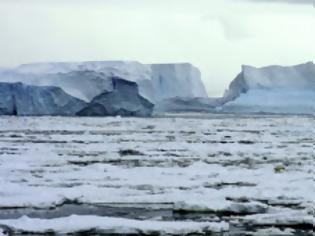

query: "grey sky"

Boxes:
[0, 0, 314, 96]
[244, 0, 314, 4]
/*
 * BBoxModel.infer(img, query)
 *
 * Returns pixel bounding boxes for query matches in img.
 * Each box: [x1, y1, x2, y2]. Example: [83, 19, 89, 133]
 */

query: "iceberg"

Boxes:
[150, 63, 208, 101]
[77, 77, 154, 117]
[221, 62, 315, 115]
[2, 60, 313, 116]
[0, 61, 208, 103]
[0, 82, 86, 116]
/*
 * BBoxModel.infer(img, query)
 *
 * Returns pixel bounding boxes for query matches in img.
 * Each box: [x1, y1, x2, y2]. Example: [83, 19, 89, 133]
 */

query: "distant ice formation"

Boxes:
[0, 61, 208, 103]
[0, 60, 314, 116]
[221, 62, 315, 115]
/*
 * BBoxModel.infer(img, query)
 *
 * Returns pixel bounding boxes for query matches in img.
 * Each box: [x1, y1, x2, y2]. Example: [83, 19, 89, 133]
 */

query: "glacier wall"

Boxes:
[0, 61, 208, 102]
[221, 62, 315, 114]
[0, 82, 86, 116]
[150, 63, 208, 101]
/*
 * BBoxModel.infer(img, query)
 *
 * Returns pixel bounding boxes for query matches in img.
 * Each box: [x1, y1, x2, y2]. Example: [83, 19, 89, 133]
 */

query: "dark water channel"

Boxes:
[0, 203, 312, 236]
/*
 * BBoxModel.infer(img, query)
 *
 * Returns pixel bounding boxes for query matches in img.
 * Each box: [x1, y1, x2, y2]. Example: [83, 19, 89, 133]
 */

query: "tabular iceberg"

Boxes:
[221, 62, 315, 115]
[150, 63, 208, 101]
[0, 61, 208, 103]
[1, 60, 313, 116]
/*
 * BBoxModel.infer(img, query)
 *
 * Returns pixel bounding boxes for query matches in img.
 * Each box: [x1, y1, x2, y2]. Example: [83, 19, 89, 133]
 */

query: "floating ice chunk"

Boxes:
[0, 215, 229, 235]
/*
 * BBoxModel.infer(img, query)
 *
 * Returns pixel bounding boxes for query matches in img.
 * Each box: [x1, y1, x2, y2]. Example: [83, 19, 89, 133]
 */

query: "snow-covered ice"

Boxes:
[0, 114, 313, 235]
[0, 215, 228, 235]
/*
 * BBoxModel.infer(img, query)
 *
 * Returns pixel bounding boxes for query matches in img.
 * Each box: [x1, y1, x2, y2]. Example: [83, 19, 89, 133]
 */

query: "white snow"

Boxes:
[12, 61, 151, 81]
[0, 215, 228, 234]
[240, 209, 313, 226]
[0, 115, 313, 234]
[246, 227, 295, 236]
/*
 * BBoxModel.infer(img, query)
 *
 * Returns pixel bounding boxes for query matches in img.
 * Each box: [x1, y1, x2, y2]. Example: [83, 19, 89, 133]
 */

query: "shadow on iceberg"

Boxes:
[0, 82, 86, 116]
[77, 77, 154, 117]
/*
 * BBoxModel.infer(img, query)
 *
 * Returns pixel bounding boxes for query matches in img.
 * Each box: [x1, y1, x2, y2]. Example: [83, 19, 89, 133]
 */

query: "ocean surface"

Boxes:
[0, 114, 313, 235]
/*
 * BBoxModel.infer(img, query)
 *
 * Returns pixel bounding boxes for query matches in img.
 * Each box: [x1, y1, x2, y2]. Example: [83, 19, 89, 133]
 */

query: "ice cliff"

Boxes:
[77, 77, 154, 117]
[150, 63, 207, 101]
[1, 60, 313, 116]
[221, 62, 315, 115]
[0, 61, 208, 103]
[0, 82, 86, 116]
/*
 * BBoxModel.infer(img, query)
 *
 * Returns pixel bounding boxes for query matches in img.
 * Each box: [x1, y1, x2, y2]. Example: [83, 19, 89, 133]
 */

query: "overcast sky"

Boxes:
[0, 0, 314, 96]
